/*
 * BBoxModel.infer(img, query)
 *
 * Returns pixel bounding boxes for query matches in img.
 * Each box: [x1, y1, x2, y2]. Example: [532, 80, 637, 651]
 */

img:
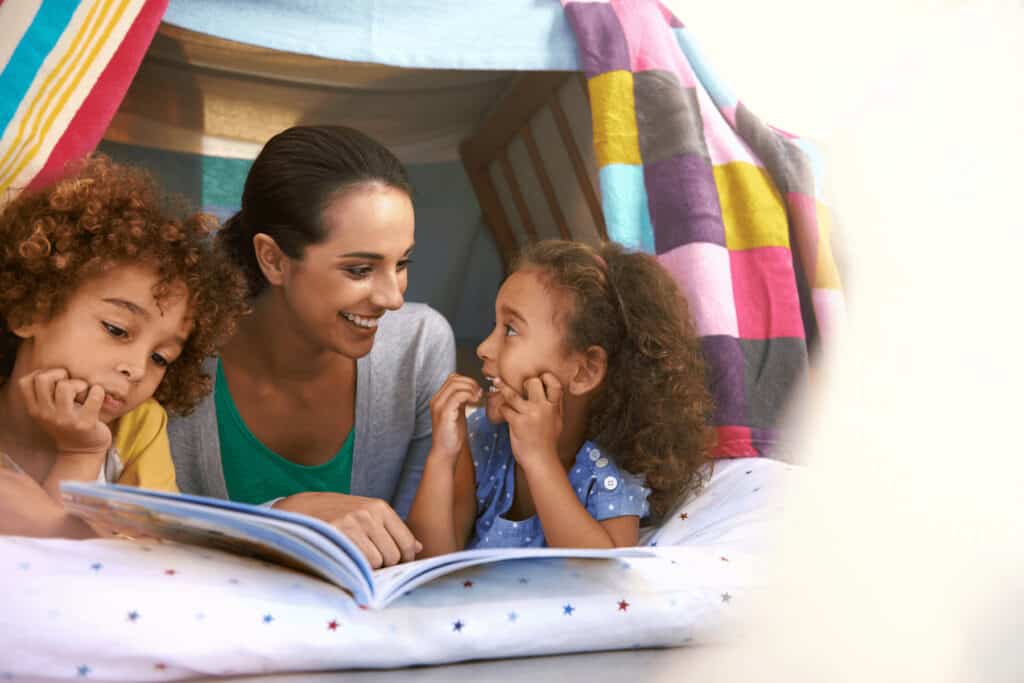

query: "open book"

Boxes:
[60, 481, 653, 609]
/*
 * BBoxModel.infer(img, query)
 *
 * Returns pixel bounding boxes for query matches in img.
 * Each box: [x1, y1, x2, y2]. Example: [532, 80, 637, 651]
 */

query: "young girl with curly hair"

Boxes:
[408, 240, 713, 552]
[0, 155, 248, 538]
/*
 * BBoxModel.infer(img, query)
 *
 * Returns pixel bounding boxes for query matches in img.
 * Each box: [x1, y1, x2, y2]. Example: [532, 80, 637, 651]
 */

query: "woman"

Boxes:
[168, 126, 455, 568]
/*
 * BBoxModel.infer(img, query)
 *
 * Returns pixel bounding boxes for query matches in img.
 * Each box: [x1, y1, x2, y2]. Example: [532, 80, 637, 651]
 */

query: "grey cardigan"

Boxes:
[167, 303, 456, 518]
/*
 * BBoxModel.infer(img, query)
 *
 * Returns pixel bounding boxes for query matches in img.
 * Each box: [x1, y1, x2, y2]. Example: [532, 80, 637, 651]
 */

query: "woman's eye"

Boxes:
[151, 353, 170, 368]
[103, 322, 127, 338]
[343, 266, 372, 279]
[504, 324, 518, 337]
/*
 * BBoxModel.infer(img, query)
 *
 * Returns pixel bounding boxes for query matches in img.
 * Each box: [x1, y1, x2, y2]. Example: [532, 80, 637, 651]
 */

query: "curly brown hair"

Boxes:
[0, 155, 249, 415]
[513, 240, 714, 520]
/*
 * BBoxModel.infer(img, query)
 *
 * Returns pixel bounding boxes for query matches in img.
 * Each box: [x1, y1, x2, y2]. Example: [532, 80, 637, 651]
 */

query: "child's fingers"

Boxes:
[540, 372, 563, 407]
[498, 382, 527, 413]
[31, 368, 69, 414]
[431, 376, 482, 416]
[54, 379, 90, 416]
[440, 386, 482, 417]
[523, 377, 547, 403]
[80, 385, 106, 422]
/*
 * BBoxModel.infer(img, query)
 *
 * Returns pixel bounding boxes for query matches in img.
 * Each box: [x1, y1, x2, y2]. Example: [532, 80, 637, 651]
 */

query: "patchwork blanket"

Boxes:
[563, 0, 844, 457]
[0, 458, 798, 680]
[0, 0, 166, 201]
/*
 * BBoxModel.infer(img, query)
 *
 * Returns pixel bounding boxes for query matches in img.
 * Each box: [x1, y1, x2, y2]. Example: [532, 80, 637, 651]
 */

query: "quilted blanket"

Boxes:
[563, 0, 844, 457]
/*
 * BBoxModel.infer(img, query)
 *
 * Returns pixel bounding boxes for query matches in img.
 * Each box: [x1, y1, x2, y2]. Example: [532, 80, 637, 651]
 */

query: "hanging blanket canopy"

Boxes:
[0, 0, 843, 460]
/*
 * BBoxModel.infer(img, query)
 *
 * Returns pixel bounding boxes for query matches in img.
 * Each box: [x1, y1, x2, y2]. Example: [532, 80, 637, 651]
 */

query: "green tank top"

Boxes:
[215, 359, 354, 504]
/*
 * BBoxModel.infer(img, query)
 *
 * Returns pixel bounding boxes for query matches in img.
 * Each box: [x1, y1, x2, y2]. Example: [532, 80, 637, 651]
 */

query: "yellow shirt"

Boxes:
[109, 398, 178, 492]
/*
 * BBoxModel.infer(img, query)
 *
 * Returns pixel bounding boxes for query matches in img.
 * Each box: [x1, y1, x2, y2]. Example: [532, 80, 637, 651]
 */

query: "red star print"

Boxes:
[164, 569, 176, 576]
[617, 600, 630, 611]
[463, 580, 474, 588]
[154, 663, 167, 671]
[358, 605, 368, 611]
[720, 556, 729, 562]
[679, 513, 688, 521]
[327, 620, 339, 631]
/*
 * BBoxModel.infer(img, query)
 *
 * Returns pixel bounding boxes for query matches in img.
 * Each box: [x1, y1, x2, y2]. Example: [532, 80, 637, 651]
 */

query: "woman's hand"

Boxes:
[19, 368, 111, 457]
[499, 372, 564, 472]
[273, 492, 422, 569]
[428, 374, 481, 463]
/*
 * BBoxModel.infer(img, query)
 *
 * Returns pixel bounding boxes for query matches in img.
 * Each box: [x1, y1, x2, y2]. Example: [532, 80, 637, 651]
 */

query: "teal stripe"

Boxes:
[0, 0, 82, 138]
[599, 164, 655, 254]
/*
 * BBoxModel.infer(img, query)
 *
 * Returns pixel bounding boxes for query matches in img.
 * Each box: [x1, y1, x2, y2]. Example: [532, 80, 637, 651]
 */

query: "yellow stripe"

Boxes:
[0, 0, 108, 182]
[0, 0, 133, 192]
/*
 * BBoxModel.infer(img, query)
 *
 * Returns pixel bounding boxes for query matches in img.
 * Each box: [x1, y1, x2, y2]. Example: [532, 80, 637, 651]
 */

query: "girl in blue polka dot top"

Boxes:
[408, 240, 713, 553]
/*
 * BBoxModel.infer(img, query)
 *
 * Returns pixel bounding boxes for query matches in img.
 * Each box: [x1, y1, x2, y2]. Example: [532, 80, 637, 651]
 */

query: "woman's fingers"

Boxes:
[379, 505, 421, 563]
[337, 521, 385, 569]
[332, 500, 421, 568]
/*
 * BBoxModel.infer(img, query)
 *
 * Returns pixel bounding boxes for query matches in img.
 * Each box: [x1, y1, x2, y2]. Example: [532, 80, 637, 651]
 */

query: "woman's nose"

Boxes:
[372, 272, 405, 311]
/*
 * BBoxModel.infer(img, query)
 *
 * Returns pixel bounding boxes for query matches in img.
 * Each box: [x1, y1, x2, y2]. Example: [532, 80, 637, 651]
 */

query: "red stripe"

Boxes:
[26, 0, 168, 191]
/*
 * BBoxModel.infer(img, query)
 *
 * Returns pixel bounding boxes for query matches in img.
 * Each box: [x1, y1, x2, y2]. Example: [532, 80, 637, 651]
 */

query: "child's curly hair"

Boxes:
[0, 155, 249, 415]
[514, 240, 714, 520]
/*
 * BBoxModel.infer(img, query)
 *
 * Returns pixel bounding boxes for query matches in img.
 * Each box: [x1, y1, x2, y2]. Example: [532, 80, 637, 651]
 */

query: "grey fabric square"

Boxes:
[634, 70, 708, 164]
[739, 337, 808, 429]
[735, 103, 814, 195]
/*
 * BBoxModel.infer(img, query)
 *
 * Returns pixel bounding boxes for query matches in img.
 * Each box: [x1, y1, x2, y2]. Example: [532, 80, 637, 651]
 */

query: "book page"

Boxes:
[372, 545, 655, 608]
[61, 482, 372, 604]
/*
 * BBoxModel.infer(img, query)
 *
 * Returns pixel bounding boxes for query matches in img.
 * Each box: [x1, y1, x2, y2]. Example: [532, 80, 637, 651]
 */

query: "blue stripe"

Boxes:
[0, 0, 82, 138]
[599, 164, 655, 255]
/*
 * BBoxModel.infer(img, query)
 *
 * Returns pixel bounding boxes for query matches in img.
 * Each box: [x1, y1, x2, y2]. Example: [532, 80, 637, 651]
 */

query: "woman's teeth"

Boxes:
[341, 312, 379, 329]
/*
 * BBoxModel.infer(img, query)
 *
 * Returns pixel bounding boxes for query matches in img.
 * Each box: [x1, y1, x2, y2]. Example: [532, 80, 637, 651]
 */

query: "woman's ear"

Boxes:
[567, 345, 608, 397]
[252, 233, 288, 287]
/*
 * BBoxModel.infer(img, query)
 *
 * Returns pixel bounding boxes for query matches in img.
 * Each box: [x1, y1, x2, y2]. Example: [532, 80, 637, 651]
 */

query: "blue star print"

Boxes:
[563, 604, 575, 616]
[262, 614, 274, 624]
[508, 612, 518, 622]
[452, 620, 464, 632]
[77, 665, 90, 677]
[127, 611, 139, 622]
[90, 563, 102, 571]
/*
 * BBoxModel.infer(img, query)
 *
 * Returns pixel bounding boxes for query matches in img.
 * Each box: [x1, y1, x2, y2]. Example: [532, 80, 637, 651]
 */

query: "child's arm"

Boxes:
[0, 469, 96, 538]
[499, 375, 639, 548]
[520, 460, 639, 547]
[407, 375, 480, 557]
[20, 370, 112, 500]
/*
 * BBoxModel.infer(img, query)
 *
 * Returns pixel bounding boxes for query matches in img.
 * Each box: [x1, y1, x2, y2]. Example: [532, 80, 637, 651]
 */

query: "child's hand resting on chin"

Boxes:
[19, 368, 112, 459]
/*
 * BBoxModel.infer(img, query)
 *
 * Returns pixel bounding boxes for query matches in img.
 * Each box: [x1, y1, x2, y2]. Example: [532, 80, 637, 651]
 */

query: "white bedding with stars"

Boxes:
[0, 458, 798, 681]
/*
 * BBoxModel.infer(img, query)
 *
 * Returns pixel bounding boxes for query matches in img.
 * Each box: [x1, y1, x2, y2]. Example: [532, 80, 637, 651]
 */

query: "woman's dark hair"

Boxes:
[513, 240, 714, 520]
[218, 125, 412, 296]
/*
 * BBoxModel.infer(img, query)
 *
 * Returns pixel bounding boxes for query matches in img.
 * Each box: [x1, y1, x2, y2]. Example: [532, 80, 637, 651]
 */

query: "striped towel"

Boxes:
[562, 0, 844, 457]
[0, 0, 167, 202]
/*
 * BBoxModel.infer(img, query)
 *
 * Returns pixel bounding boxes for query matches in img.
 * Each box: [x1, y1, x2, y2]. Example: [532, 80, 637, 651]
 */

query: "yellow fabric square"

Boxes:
[814, 201, 842, 289]
[714, 162, 789, 250]
[587, 71, 642, 167]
